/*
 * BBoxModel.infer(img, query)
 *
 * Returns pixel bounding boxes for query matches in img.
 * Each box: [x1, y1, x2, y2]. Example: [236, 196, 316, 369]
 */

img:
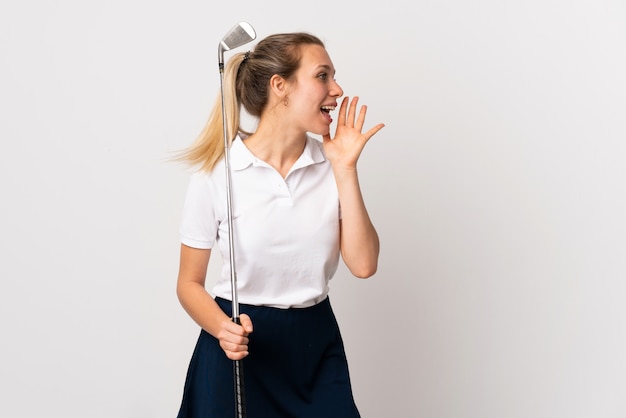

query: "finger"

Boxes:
[221, 337, 249, 351]
[222, 341, 249, 360]
[222, 330, 249, 346]
[239, 313, 254, 334]
[219, 331, 250, 356]
[364, 123, 385, 141]
[355, 104, 367, 131]
[221, 320, 249, 341]
[347, 96, 359, 128]
[337, 96, 349, 126]
[220, 334, 249, 360]
[225, 350, 249, 361]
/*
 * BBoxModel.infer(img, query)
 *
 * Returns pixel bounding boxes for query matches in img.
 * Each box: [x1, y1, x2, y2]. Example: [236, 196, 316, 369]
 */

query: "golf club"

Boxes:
[218, 21, 256, 418]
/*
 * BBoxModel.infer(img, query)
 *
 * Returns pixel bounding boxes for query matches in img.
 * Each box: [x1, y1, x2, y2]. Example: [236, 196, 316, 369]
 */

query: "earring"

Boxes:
[283, 97, 289, 106]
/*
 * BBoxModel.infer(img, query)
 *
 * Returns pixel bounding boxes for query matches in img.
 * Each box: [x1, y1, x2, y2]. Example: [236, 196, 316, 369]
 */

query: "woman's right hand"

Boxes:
[216, 313, 253, 360]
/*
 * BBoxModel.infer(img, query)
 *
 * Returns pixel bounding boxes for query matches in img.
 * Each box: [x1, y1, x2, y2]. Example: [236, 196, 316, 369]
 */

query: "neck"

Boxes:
[244, 122, 307, 178]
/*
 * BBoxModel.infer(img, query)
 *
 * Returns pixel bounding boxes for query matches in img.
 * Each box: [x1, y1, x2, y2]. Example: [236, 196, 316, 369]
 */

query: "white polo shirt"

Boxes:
[179, 135, 340, 308]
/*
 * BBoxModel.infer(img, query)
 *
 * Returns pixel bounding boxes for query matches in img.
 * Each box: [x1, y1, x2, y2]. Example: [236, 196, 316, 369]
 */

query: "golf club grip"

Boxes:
[233, 317, 246, 418]
[234, 359, 246, 418]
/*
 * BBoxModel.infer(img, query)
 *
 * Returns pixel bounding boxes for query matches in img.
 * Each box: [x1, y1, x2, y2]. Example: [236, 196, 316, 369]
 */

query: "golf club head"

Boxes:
[218, 22, 256, 66]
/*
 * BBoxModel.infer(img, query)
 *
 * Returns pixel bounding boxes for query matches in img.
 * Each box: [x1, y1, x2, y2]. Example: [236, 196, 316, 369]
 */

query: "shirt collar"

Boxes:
[230, 134, 327, 172]
[230, 135, 255, 171]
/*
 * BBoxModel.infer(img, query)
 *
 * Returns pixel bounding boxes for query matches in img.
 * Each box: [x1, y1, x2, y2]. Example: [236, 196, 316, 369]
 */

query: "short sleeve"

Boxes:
[179, 172, 218, 249]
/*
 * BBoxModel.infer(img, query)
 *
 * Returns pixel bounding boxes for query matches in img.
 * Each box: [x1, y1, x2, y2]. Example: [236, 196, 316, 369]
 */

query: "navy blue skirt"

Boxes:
[176, 297, 361, 418]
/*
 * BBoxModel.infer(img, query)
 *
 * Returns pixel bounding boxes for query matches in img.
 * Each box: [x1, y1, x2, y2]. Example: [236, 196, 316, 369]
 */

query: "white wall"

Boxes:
[1, 1, 625, 417]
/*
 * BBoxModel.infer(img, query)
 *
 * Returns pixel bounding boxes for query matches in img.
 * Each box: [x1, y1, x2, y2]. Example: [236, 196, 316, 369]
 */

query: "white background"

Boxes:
[1, 1, 625, 417]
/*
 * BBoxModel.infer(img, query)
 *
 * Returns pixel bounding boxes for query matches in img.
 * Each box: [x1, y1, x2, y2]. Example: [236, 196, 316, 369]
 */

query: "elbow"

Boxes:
[176, 280, 192, 305]
[176, 283, 185, 305]
[349, 261, 378, 279]
[343, 247, 379, 279]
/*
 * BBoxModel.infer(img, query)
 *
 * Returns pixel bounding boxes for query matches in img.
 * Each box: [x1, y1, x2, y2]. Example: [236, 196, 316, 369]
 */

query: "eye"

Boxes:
[317, 73, 328, 81]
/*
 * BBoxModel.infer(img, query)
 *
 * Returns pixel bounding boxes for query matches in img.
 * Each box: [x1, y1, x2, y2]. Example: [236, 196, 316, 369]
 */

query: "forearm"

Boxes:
[176, 245, 232, 337]
[177, 281, 232, 337]
[334, 167, 379, 278]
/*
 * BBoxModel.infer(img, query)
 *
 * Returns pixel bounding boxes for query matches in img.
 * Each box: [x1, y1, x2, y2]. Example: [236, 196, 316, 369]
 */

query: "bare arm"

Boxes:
[176, 244, 252, 359]
[335, 167, 380, 278]
[323, 96, 384, 278]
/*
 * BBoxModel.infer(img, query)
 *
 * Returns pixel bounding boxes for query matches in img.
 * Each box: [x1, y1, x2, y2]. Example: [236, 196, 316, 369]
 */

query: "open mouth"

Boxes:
[321, 105, 335, 123]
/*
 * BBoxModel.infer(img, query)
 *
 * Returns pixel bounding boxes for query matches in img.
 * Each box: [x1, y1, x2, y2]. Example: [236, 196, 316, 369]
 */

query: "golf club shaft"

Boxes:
[219, 65, 246, 418]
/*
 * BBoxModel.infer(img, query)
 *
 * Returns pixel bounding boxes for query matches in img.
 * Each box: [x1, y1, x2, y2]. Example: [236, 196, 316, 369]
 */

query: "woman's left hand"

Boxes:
[322, 96, 384, 171]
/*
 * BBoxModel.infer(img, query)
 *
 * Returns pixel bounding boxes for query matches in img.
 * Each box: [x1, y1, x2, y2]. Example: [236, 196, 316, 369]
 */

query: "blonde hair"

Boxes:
[172, 53, 246, 172]
[174, 32, 325, 172]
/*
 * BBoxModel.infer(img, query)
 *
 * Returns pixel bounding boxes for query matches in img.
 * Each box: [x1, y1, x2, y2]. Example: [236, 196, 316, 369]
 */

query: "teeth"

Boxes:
[321, 106, 335, 111]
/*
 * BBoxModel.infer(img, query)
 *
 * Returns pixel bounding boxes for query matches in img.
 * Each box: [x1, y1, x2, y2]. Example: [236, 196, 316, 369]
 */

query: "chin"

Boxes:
[310, 126, 330, 136]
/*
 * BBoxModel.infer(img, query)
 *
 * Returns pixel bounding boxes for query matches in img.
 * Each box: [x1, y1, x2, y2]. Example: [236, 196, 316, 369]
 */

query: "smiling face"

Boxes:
[284, 44, 344, 136]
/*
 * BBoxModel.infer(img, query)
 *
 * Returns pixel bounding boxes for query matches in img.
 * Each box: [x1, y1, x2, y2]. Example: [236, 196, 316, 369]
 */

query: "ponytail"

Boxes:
[173, 52, 246, 172]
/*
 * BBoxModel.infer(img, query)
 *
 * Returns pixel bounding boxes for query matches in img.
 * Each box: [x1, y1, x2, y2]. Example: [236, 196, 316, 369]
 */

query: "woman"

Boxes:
[175, 32, 384, 417]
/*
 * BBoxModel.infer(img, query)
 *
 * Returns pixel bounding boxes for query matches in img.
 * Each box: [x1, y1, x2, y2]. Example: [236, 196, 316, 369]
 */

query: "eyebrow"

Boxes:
[316, 64, 335, 74]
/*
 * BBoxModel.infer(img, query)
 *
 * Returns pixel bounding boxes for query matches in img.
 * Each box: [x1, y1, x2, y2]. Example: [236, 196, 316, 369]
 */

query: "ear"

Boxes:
[269, 74, 289, 100]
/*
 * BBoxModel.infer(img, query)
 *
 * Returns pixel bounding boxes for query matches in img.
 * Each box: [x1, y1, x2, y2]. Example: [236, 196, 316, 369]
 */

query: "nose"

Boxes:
[330, 78, 344, 98]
